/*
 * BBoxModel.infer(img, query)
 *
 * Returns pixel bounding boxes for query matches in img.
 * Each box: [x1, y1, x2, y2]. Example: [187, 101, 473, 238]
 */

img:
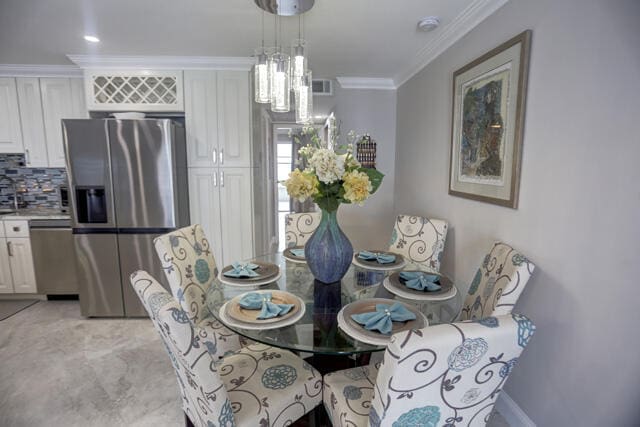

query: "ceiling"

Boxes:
[0, 0, 504, 84]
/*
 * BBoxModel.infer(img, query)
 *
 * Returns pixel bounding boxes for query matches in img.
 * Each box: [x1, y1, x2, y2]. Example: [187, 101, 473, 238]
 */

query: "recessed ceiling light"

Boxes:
[417, 16, 440, 32]
[84, 35, 100, 43]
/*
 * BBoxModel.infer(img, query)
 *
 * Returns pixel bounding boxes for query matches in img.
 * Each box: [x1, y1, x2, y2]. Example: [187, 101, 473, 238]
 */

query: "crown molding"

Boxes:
[0, 64, 82, 77]
[66, 55, 254, 71]
[393, 0, 510, 87]
[336, 77, 397, 90]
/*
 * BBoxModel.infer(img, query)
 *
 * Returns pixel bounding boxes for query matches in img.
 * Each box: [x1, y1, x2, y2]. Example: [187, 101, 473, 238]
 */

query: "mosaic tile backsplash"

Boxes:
[0, 154, 67, 209]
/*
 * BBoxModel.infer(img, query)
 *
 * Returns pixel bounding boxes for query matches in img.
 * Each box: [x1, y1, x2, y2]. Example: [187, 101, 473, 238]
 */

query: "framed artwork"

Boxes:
[449, 30, 532, 208]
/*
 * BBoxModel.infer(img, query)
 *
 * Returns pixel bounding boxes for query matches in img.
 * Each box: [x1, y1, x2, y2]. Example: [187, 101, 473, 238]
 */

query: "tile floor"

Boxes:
[0, 301, 511, 427]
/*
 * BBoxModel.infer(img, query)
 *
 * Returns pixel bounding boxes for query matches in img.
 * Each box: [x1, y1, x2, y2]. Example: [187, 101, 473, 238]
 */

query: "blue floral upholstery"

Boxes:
[154, 224, 245, 359]
[388, 214, 448, 272]
[323, 314, 535, 427]
[459, 242, 535, 321]
[285, 212, 321, 247]
[131, 271, 322, 427]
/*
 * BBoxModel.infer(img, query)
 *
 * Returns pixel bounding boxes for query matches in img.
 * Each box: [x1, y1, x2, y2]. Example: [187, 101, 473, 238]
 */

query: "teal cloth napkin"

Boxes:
[358, 250, 396, 264]
[238, 292, 294, 319]
[290, 248, 305, 258]
[399, 271, 442, 292]
[223, 262, 260, 278]
[350, 302, 416, 335]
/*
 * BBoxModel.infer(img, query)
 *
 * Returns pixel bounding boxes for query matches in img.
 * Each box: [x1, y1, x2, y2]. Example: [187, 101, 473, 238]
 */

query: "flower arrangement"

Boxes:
[284, 126, 384, 212]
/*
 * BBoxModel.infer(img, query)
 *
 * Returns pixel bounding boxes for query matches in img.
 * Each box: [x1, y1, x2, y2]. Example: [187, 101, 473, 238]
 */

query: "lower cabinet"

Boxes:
[0, 240, 14, 293]
[188, 167, 255, 266]
[7, 238, 37, 293]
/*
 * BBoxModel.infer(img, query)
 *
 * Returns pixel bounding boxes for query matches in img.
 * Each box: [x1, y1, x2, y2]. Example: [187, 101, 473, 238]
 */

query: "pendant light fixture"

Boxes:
[295, 70, 312, 123]
[290, 15, 307, 92]
[254, 12, 270, 103]
[269, 15, 291, 112]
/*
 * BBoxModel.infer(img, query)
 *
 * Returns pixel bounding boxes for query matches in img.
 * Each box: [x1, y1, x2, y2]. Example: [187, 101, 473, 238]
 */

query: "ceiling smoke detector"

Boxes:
[417, 16, 440, 32]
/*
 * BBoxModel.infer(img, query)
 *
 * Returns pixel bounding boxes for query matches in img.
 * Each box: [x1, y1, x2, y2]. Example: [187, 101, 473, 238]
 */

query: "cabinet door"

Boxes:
[0, 239, 14, 293]
[0, 78, 23, 153]
[188, 168, 223, 264]
[69, 78, 88, 118]
[7, 237, 36, 293]
[16, 78, 49, 167]
[184, 71, 218, 167]
[40, 78, 74, 167]
[217, 72, 251, 167]
[218, 168, 254, 265]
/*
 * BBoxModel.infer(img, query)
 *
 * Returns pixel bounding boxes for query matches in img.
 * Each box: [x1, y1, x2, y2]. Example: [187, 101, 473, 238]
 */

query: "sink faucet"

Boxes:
[0, 175, 20, 211]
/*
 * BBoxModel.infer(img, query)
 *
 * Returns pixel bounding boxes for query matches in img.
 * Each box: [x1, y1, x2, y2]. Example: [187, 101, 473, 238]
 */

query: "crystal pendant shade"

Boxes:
[290, 39, 307, 91]
[269, 52, 291, 113]
[295, 70, 313, 124]
[254, 48, 270, 103]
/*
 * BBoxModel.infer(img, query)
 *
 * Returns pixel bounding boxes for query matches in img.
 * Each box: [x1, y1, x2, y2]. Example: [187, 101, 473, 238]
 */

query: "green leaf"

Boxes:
[360, 168, 385, 194]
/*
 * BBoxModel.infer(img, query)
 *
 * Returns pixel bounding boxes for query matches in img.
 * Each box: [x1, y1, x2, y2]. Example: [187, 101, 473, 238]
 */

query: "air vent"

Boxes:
[312, 79, 333, 96]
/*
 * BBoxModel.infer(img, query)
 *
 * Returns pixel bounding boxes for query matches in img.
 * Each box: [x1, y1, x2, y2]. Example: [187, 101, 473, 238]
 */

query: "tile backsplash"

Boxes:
[0, 153, 67, 209]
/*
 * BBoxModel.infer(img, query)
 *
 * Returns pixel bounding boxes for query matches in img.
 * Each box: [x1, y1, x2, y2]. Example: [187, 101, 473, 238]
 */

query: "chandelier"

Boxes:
[253, 0, 314, 124]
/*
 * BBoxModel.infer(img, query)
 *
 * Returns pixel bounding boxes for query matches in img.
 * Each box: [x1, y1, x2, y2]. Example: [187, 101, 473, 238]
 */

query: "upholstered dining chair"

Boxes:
[131, 270, 323, 427]
[388, 214, 448, 272]
[154, 224, 245, 359]
[285, 211, 322, 247]
[323, 313, 535, 426]
[459, 242, 535, 321]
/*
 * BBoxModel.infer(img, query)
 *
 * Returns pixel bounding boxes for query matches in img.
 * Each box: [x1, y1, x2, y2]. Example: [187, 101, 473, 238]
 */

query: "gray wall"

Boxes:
[316, 83, 398, 249]
[394, 0, 640, 425]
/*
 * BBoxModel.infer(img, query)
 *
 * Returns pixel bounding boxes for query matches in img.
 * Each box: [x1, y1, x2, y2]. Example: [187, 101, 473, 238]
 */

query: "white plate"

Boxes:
[218, 270, 282, 287]
[352, 254, 407, 271]
[218, 296, 306, 331]
[383, 277, 458, 301]
[283, 254, 307, 264]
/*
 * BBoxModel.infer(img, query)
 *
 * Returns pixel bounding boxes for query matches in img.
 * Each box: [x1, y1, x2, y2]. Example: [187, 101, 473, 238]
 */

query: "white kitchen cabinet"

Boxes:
[216, 71, 251, 168]
[188, 167, 254, 266]
[0, 78, 23, 153]
[0, 239, 14, 293]
[6, 237, 37, 293]
[40, 78, 74, 167]
[184, 70, 251, 168]
[16, 78, 49, 167]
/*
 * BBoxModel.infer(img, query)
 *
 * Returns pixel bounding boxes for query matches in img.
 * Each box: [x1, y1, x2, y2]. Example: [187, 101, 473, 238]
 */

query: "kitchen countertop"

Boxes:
[0, 209, 70, 220]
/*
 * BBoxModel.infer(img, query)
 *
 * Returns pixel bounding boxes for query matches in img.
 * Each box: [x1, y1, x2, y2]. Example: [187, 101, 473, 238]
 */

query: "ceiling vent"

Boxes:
[312, 79, 333, 96]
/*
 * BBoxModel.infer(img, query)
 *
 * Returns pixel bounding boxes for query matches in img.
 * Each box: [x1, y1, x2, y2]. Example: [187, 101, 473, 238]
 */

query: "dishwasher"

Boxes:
[30, 218, 79, 295]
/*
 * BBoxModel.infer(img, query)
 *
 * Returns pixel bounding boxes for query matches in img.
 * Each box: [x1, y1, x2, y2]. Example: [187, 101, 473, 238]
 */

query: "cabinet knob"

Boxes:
[219, 148, 224, 165]
[220, 171, 224, 187]
[212, 148, 217, 165]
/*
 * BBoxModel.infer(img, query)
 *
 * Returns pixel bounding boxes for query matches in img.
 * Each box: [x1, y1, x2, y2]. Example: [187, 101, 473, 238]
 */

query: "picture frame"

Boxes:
[448, 30, 532, 208]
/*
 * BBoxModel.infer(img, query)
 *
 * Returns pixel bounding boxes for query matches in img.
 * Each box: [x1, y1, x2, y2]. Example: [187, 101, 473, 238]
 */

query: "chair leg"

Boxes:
[184, 411, 195, 427]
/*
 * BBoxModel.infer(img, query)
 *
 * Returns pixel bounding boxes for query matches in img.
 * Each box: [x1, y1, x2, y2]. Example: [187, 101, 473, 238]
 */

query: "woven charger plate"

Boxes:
[219, 261, 280, 286]
[218, 297, 306, 331]
[283, 246, 307, 264]
[352, 251, 406, 271]
[226, 290, 300, 325]
[339, 298, 427, 344]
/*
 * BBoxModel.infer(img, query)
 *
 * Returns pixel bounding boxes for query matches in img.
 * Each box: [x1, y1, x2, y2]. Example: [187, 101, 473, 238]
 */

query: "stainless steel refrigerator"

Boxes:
[62, 119, 189, 317]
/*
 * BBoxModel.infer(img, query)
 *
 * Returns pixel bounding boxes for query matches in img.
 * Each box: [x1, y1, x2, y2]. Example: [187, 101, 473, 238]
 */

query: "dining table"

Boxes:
[202, 252, 463, 357]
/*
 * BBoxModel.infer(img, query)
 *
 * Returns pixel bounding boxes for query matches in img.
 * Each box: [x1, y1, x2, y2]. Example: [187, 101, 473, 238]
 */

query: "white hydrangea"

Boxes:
[309, 148, 345, 184]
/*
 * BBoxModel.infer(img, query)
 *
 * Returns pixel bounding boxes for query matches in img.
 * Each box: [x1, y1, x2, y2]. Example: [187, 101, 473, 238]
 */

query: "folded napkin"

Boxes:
[399, 271, 442, 292]
[290, 248, 305, 258]
[238, 292, 294, 319]
[350, 302, 416, 335]
[358, 250, 397, 264]
[223, 262, 260, 278]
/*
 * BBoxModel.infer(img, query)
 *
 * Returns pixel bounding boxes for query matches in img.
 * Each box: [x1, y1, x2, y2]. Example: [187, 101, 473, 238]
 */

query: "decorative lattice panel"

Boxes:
[85, 71, 183, 111]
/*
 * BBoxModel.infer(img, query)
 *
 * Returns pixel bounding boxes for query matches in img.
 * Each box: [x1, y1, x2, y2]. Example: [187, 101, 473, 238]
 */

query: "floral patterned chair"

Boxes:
[323, 313, 535, 427]
[131, 270, 323, 427]
[154, 224, 245, 359]
[285, 211, 322, 247]
[459, 242, 535, 321]
[388, 214, 448, 272]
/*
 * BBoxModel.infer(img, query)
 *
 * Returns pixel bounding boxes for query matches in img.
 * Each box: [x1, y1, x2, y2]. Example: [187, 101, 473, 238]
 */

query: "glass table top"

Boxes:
[203, 252, 462, 355]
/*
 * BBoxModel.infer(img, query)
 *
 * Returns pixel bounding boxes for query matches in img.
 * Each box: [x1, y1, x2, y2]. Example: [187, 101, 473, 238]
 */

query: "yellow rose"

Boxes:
[342, 170, 372, 204]
[284, 169, 319, 202]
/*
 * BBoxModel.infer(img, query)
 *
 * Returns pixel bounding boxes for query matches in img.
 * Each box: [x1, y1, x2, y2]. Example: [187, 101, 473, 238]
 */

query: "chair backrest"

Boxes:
[369, 313, 535, 427]
[154, 224, 217, 324]
[285, 211, 322, 247]
[388, 214, 448, 272]
[459, 242, 535, 321]
[130, 271, 235, 427]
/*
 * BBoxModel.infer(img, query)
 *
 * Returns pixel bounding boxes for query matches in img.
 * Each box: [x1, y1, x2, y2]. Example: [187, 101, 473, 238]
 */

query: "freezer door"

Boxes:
[118, 233, 172, 317]
[74, 233, 124, 317]
[62, 119, 116, 229]
[108, 119, 179, 229]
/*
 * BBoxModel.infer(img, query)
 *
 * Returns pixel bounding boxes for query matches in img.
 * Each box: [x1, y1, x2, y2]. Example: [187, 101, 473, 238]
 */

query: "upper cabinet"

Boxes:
[40, 78, 75, 168]
[16, 78, 48, 167]
[184, 70, 251, 168]
[0, 78, 24, 153]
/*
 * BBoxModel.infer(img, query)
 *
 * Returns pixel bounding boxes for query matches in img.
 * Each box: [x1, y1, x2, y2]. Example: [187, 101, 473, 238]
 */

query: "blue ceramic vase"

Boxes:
[305, 208, 353, 284]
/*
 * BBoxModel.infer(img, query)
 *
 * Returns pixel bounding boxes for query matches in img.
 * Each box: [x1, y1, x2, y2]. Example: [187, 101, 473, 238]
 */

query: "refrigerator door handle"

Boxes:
[220, 171, 224, 187]
[213, 171, 217, 187]
[219, 148, 224, 165]
[212, 148, 217, 165]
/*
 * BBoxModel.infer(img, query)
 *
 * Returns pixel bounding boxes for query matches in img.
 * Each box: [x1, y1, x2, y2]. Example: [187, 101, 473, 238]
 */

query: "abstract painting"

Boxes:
[449, 31, 531, 208]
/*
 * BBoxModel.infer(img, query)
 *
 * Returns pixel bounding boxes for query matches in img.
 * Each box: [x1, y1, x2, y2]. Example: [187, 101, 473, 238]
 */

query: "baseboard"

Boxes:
[496, 392, 536, 427]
